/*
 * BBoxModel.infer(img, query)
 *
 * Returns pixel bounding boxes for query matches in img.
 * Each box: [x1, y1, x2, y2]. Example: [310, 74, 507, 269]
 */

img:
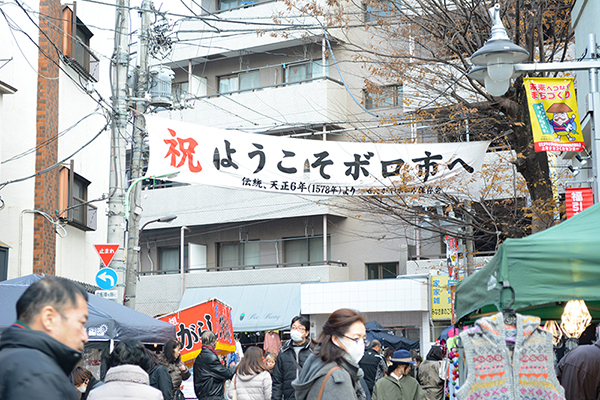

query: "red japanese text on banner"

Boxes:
[145, 116, 490, 197]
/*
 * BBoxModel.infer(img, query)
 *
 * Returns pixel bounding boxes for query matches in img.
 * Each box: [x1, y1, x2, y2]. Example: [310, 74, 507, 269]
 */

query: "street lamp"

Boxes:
[469, 4, 529, 96]
[124, 214, 178, 307]
[468, 2, 600, 203]
[124, 171, 179, 309]
[140, 214, 178, 232]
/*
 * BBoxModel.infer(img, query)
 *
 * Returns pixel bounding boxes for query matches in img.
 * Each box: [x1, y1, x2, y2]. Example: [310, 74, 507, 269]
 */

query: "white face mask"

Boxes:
[290, 329, 305, 343]
[338, 336, 365, 364]
[76, 385, 87, 393]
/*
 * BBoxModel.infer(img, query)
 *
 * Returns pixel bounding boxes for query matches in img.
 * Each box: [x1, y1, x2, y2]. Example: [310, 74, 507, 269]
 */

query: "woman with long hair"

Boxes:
[159, 339, 191, 397]
[292, 308, 367, 400]
[227, 346, 272, 400]
[417, 346, 444, 400]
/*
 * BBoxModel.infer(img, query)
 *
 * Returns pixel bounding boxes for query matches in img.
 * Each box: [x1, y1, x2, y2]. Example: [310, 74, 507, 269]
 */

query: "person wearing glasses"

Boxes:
[272, 316, 312, 400]
[292, 309, 367, 400]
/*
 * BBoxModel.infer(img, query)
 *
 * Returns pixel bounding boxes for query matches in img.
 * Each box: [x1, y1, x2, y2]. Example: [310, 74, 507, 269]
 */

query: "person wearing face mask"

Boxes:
[372, 350, 423, 400]
[272, 316, 312, 400]
[291, 309, 367, 400]
[72, 366, 104, 400]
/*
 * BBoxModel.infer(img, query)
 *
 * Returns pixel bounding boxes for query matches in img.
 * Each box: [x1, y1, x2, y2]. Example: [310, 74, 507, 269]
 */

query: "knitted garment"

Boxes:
[456, 313, 565, 400]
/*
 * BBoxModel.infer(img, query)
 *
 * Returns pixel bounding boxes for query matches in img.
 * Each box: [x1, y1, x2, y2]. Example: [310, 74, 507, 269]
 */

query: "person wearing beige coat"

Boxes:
[228, 346, 272, 400]
[88, 339, 162, 400]
[228, 370, 272, 400]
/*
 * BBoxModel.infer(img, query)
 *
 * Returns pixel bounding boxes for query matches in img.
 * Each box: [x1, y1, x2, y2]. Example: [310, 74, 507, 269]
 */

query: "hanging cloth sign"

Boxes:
[523, 77, 584, 153]
[145, 116, 489, 196]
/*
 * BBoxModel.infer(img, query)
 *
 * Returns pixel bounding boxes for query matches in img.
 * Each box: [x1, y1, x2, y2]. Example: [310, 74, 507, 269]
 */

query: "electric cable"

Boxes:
[0, 120, 111, 190]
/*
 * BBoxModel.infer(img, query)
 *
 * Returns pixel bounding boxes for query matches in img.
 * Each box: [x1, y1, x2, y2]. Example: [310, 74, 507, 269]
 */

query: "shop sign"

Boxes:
[565, 187, 593, 218]
[431, 275, 452, 320]
[159, 299, 235, 362]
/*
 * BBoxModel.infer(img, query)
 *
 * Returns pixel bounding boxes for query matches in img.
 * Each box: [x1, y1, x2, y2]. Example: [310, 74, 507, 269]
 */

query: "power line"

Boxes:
[0, 119, 111, 190]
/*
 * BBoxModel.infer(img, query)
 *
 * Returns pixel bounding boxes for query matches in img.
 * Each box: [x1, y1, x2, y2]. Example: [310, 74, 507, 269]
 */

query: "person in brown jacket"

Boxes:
[159, 339, 192, 397]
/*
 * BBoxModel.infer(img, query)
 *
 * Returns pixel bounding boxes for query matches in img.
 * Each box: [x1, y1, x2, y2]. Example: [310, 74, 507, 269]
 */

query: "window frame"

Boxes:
[284, 236, 331, 265]
[364, 0, 401, 23]
[218, 70, 260, 94]
[216, 241, 261, 269]
[366, 262, 398, 279]
[364, 84, 403, 110]
[284, 59, 329, 84]
[58, 166, 96, 231]
[61, 3, 99, 82]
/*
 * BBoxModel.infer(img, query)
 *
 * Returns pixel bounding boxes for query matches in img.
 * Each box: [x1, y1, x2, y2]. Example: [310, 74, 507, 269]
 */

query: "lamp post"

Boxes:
[125, 214, 177, 308]
[469, 3, 600, 203]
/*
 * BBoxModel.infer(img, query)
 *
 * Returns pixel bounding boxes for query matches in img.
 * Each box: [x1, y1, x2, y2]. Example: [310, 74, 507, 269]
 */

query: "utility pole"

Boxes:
[125, 0, 152, 309]
[107, 0, 130, 304]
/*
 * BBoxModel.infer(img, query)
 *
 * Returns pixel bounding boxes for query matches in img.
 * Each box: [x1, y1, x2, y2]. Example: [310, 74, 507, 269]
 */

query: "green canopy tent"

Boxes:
[455, 201, 600, 322]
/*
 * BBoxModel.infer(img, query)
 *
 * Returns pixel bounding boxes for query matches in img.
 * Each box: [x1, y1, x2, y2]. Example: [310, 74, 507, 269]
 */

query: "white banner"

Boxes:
[145, 116, 490, 196]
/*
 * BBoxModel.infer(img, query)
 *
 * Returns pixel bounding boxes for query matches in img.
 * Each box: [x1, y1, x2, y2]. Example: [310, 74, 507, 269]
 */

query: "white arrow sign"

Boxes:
[97, 272, 114, 287]
[95, 268, 118, 290]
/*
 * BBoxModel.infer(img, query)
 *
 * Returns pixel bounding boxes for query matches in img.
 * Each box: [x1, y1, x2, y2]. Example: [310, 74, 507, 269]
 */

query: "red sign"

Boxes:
[159, 299, 235, 363]
[93, 244, 120, 267]
[565, 187, 593, 218]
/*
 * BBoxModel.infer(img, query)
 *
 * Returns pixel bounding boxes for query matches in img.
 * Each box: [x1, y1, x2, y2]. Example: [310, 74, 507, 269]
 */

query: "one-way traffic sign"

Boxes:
[96, 268, 118, 290]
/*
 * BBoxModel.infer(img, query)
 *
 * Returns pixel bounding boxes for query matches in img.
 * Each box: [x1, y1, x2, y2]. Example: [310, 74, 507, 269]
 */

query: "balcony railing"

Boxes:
[138, 260, 347, 276]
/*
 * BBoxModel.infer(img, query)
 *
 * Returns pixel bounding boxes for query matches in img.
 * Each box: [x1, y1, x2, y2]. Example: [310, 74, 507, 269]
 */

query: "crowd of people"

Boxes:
[1, 276, 599, 400]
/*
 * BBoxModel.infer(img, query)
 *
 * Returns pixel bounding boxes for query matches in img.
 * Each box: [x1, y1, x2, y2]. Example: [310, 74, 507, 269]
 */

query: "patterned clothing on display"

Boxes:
[456, 312, 565, 400]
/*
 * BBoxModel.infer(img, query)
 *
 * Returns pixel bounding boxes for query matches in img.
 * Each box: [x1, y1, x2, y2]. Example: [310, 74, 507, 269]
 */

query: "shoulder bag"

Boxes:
[317, 366, 341, 400]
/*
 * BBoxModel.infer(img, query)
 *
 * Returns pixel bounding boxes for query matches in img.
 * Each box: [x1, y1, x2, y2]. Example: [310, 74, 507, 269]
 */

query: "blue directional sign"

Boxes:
[96, 268, 118, 290]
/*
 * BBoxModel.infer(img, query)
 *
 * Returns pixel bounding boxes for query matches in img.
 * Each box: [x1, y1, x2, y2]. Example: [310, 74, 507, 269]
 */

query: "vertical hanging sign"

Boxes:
[565, 187, 593, 218]
[524, 77, 584, 153]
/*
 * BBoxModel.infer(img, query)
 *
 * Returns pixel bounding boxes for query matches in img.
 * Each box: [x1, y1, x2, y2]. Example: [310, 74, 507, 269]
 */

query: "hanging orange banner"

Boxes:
[523, 77, 584, 153]
[159, 299, 235, 363]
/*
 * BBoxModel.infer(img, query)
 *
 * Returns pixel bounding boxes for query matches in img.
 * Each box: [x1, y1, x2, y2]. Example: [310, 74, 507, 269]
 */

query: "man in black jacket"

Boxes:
[0, 276, 89, 400]
[359, 340, 386, 395]
[193, 330, 235, 400]
[272, 316, 312, 400]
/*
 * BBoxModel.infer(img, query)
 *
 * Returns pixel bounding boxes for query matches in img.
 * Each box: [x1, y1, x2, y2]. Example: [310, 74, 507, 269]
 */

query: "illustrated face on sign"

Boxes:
[553, 112, 569, 125]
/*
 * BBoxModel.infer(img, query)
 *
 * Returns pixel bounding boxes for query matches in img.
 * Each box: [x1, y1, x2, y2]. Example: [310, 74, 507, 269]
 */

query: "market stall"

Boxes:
[446, 203, 600, 398]
[0, 274, 177, 379]
[455, 202, 600, 322]
[0, 274, 176, 342]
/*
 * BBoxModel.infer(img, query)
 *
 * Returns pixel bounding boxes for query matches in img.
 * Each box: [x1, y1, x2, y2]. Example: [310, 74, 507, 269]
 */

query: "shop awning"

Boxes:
[179, 283, 300, 332]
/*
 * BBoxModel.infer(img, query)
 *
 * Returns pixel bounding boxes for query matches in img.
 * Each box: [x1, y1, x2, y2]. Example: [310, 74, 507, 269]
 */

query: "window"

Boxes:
[285, 60, 329, 83]
[364, 84, 403, 110]
[0, 246, 7, 282]
[217, 241, 260, 268]
[284, 236, 331, 265]
[61, 4, 99, 81]
[366, 263, 398, 279]
[58, 166, 97, 231]
[158, 247, 184, 272]
[218, 70, 260, 94]
[364, 0, 401, 23]
[218, 0, 258, 10]
[172, 76, 207, 106]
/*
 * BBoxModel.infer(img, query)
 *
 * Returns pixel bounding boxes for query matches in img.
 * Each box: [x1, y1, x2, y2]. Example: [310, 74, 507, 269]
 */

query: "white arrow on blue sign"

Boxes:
[96, 268, 118, 290]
